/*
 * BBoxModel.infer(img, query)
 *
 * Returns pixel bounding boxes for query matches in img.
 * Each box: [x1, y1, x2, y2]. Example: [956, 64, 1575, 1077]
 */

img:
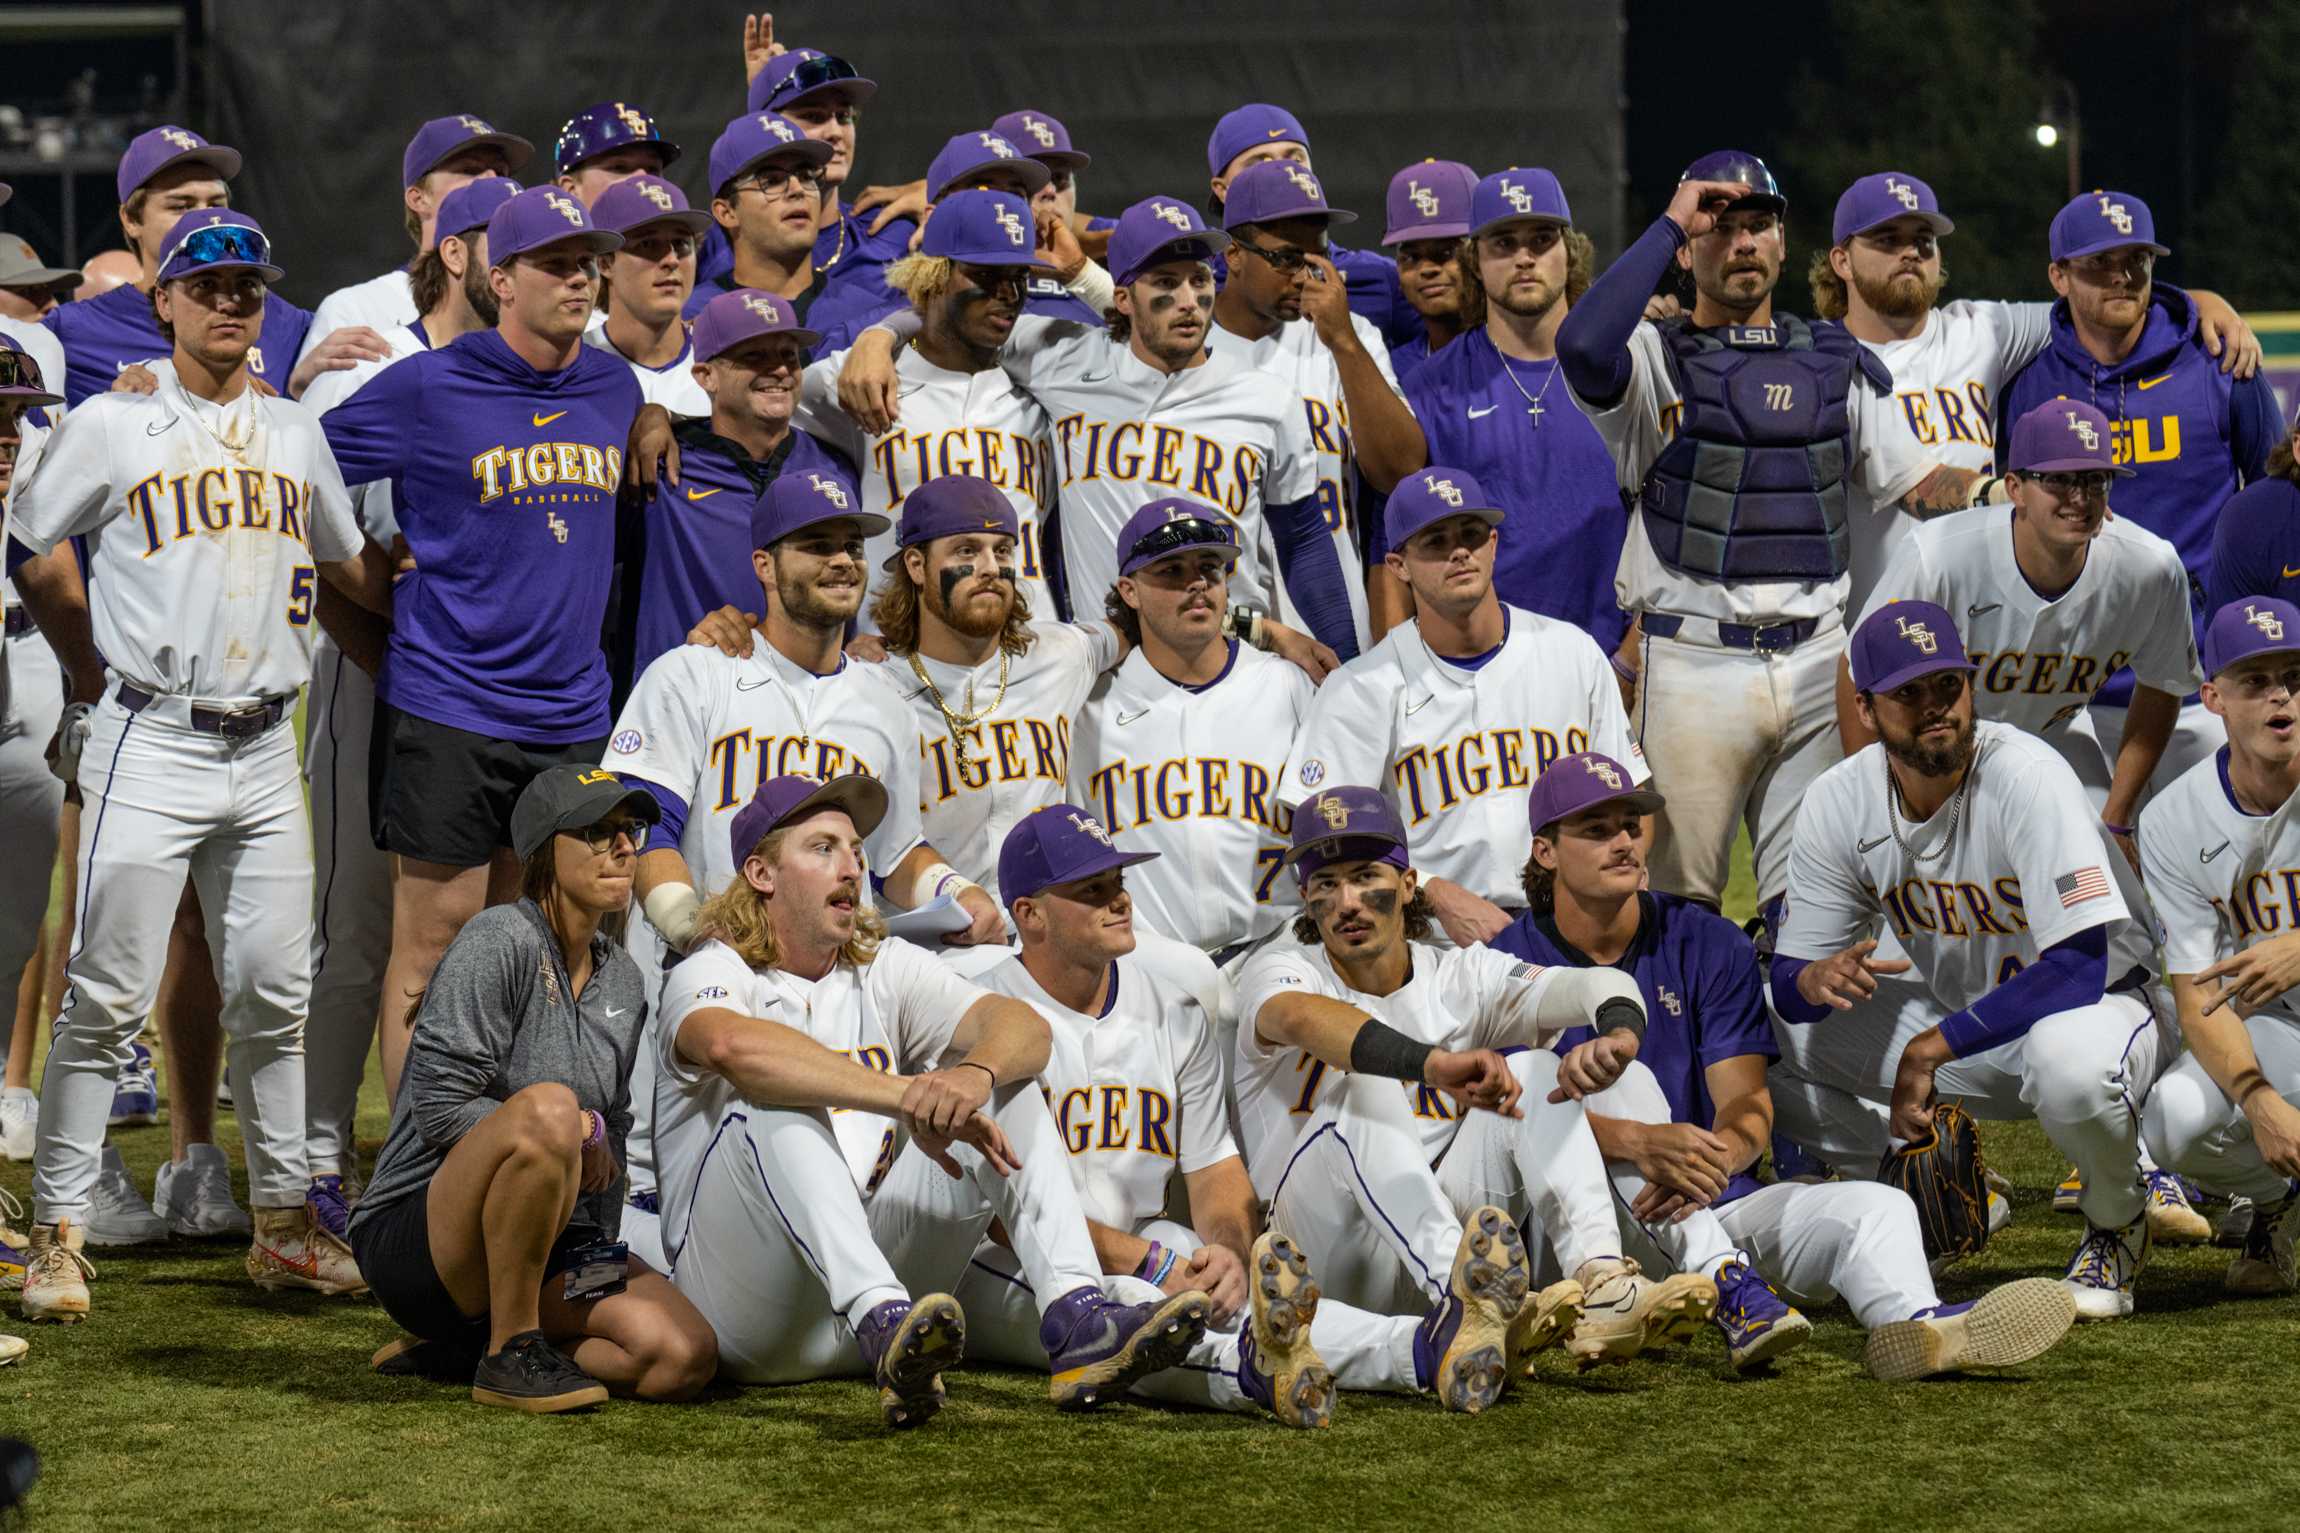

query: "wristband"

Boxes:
[642, 881, 703, 953]
[2102, 819, 2135, 838]
[1147, 1246, 1179, 1286]
[1594, 996, 1646, 1042]
[918, 861, 976, 902]
[1969, 473, 2006, 507]
[955, 1059, 999, 1088]
[1608, 652, 1638, 682]
[1134, 1241, 1166, 1282]
[1348, 1017, 1437, 1082]
[583, 1109, 604, 1150]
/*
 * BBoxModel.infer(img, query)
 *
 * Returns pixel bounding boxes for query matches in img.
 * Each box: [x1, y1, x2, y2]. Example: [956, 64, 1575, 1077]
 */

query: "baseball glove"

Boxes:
[1876, 1101, 1991, 1265]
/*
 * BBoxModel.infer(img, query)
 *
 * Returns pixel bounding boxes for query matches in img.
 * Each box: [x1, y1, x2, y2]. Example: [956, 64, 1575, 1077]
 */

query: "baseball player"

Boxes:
[1208, 160, 1426, 654]
[1380, 160, 1477, 386]
[654, 773, 1211, 1420]
[550, 102, 678, 208]
[1556, 153, 1997, 912]
[295, 114, 529, 367]
[794, 190, 1060, 620]
[990, 109, 1106, 324]
[1237, 785, 1714, 1383]
[9, 210, 394, 1322]
[1280, 468, 1644, 948]
[2205, 403, 2300, 615]
[2139, 597, 2300, 1293]
[839, 195, 1357, 657]
[1768, 602, 2170, 1320]
[1071, 504, 1314, 962]
[722, 46, 910, 295]
[1997, 189, 2284, 791]
[1403, 170, 1630, 660]
[582, 176, 712, 416]
[319, 186, 642, 1099]
[1495, 752, 2079, 1379]
[686, 112, 837, 325]
[0, 233, 81, 321]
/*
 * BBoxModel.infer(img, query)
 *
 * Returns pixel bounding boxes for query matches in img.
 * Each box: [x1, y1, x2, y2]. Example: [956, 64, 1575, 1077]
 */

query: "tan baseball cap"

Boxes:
[0, 236, 82, 295]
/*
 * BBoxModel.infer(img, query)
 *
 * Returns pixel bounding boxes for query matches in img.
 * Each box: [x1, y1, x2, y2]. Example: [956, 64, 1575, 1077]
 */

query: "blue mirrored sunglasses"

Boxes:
[782, 54, 861, 96]
[171, 224, 272, 273]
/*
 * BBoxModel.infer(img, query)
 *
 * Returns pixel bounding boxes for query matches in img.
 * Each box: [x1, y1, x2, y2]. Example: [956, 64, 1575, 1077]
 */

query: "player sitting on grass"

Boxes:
[652, 774, 1210, 1427]
[1495, 752, 2077, 1380]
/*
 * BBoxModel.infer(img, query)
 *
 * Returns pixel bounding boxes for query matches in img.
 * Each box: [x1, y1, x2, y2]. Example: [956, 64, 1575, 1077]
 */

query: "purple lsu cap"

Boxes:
[993, 109, 1089, 173]
[1384, 160, 1476, 245]
[2050, 189, 2168, 262]
[922, 190, 1043, 267]
[1208, 104, 1308, 177]
[486, 186, 622, 267]
[591, 174, 714, 239]
[1848, 601, 1977, 694]
[751, 467, 889, 550]
[2005, 399, 2135, 477]
[1832, 172, 1954, 245]
[1470, 169, 1571, 237]
[891, 474, 1017, 564]
[1286, 786, 1409, 880]
[0, 338, 63, 406]
[729, 773, 888, 869]
[748, 49, 879, 115]
[117, 125, 241, 202]
[153, 210, 284, 286]
[1527, 752, 1664, 836]
[2204, 599, 2300, 678]
[1108, 196, 1223, 286]
[1117, 497, 1238, 576]
[999, 805, 1157, 905]
[402, 114, 533, 187]
[1384, 466, 1504, 551]
[1222, 160, 1355, 231]
[926, 131, 1052, 203]
[709, 112, 837, 197]
[432, 177, 523, 250]
[691, 287, 821, 362]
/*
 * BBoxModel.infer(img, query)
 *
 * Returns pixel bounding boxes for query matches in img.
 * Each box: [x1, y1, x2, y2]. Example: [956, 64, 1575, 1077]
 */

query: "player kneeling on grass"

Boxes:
[1495, 752, 2076, 1380]
[1234, 786, 1715, 1408]
[2138, 598, 2300, 1294]
[351, 767, 716, 1413]
[1768, 602, 2173, 1322]
[655, 774, 1209, 1426]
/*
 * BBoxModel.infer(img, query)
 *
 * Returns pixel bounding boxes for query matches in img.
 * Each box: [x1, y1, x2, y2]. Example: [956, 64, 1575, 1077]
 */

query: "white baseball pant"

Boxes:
[33, 689, 314, 1222]
[2089, 698, 2225, 804]
[1636, 618, 1845, 908]
[2143, 1014, 2300, 1204]
[0, 629, 64, 1069]
[669, 1082, 1107, 1385]
[303, 635, 392, 1176]
[1768, 988, 2169, 1229]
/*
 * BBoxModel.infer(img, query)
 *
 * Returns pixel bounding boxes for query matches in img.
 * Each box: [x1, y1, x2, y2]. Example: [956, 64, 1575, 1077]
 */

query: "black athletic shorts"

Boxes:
[370, 701, 608, 868]
[349, 1183, 601, 1343]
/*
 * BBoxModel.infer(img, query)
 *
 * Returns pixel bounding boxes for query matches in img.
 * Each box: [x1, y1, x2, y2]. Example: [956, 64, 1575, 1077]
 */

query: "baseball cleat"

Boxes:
[83, 1146, 168, 1246]
[2051, 1166, 2082, 1214]
[246, 1205, 367, 1296]
[107, 1042, 158, 1128]
[471, 1329, 607, 1413]
[2224, 1189, 2297, 1296]
[1711, 1258, 1812, 1371]
[156, 1144, 252, 1237]
[19, 1220, 93, 1324]
[0, 1086, 36, 1161]
[2142, 1169, 2210, 1245]
[373, 1331, 488, 1382]
[1238, 1233, 1334, 1428]
[1863, 1277, 2076, 1382]
[1569, 1258, 1716, 1366]
[1042, 1286, 1209, 1410]
[2214, 1195, 2256, 1249]
[1507, 1278, 1584, 1376]
[0, 1332, 23, 1367]
[0, 1188, 27, 1283]
[1414, 1205, 1528, 1414]
[2063, 1211, 2149, 1320]
[857, 1294, 966, 1428]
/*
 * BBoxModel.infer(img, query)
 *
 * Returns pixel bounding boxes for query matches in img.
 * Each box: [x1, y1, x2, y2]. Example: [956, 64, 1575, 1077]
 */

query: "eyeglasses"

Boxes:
[0, 348, 47, 395]
[569, 818, 650, 853]
[2032, 470, 2114, 500]
[956, 263, 1028, 296]
[1236, 237, 1327, 275]
[778, 52, 864, 101]
[735, 165, 826, 199]
[1127, 516, 1234, 567]
[168, 223, 272, 275]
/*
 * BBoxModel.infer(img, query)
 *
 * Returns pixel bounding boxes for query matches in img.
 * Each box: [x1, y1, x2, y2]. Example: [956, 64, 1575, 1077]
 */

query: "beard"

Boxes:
[1489, 275, 1562, 321]
[1851, 263, 1942, 321]
[778, 572, 860, 629]
[924, 568, 1014, 639]
[462, 261, 501, 327]
[1881, 710, 1976, 780]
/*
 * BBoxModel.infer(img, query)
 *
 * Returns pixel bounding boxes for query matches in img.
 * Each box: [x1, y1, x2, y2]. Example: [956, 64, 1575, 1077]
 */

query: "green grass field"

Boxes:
[3, 845, 2297, 1531]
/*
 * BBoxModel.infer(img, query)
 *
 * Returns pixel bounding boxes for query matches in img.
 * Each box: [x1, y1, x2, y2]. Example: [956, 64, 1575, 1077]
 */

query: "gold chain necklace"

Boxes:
[909, 648, 1010, 775]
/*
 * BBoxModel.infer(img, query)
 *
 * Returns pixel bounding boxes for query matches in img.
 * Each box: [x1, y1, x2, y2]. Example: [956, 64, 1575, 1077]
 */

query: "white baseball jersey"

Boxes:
[1205, 313, 1402, 650]
[978, 950, 1236, 1231]
[1847, 300, 2053, 613]
[2139, 752, 2300, 1027]
[1278, 604, 1645, 907]
[1233, 936, 1562, 1176]
[295, 268, 417, 365]
[652, 935, 984, 1263]
[582, 327, 710, 417]
[797, 346, 1058, 627]
[996, 316, 1322, 627]
[863, 621, 1121, 899]
[1858, 507, 2199, 740]
[1568, 321, 1934, 623]
[611, 641, 927, 902]
[1070, 641, 1312, 952]
[1775, 721, 2154, 1016]
[297, 321, 431, 543]
[10, 369, 363, 701]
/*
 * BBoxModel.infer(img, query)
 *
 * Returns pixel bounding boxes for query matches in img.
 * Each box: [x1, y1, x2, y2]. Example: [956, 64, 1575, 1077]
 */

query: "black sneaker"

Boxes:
[470, 1330, 607, 1414]
[372, 1330, 486, 1383]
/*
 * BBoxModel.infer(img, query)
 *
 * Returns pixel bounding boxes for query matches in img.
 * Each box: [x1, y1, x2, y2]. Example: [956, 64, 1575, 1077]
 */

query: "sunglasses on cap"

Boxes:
[0, 348, 47, 393]
[781, 53, 864, 98]
[171, 224, 273, 274]
[1128, 516, 1234, 566]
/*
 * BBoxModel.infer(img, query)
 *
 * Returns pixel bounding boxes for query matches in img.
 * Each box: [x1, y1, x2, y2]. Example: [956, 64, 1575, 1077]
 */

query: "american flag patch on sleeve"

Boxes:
[2054, 868, 2110, 909]
[1507, 961, 1544, 982]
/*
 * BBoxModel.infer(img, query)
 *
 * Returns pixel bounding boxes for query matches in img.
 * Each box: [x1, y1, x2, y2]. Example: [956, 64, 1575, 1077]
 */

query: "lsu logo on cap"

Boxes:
[993, 203, 1028, 246]
[979, 132, 1016, 158]
[1152, 202, 1193, 232]
[1408, 179, 1441, 217]
[1424, 474, 1463, 507]
[1896, 614, 1939, 654]
[1584, 757, 1624, 791]
[576, 768, 616, 787]
[1020, 115, 1056, 148]
[1283, 165, 1322, 199]
[1314, 794, 1351, 832]
[160, 127, 201, 151]
[807, 472, 850, 509]
[2095, 193, 2133, 235]
[638, 181, 675, 211]
[458, 115, 494, 135]
[615, 103, 650, 137]
[545, 191, 585, 226]
[740, 293, 783, 323]
[1502, 178, 1536, 214]
[1064, 810, 1113, 846]
[2065, 410, 2100, 451]
[2247, 604, 2287, 642]
[761, 114, 797, 142]
[1886, 176, 1919, 210]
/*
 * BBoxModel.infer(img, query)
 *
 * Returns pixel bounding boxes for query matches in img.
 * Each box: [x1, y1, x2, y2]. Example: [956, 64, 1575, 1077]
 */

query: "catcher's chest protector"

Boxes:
[1640, 315, 1893, 583]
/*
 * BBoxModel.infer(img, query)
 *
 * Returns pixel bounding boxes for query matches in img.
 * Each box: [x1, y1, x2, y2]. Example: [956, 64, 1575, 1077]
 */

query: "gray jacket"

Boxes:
[352, 899, 648, 1238]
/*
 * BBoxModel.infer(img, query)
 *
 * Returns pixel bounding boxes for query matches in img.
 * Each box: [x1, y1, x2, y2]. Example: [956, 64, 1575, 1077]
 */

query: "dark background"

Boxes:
[1, 0, 2293, 312]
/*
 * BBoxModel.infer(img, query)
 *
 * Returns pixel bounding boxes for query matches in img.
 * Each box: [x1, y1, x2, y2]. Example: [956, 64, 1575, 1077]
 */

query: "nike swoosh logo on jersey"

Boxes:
[1117, 707, 1151, 724]
[1967, 603, 2000, 619]
[533, 409, 569, 427]
[736, 679, 771, 691]
[605, 1006, 628, 1017]
[1405, 694, 1434, 715]
[1467, 404, 1499, 420]
[685, 487, 722, 501]
[1857, 834, 1892, 853]
[2135, 373, 2174, 390]
[145, 418, 174, 436]
[2201, 840, 2231, 863]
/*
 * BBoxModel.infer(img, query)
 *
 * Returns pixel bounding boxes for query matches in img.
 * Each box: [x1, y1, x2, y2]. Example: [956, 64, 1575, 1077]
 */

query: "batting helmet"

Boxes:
[1678, 149, 1784, 215]
[553, 102, 681, 177]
